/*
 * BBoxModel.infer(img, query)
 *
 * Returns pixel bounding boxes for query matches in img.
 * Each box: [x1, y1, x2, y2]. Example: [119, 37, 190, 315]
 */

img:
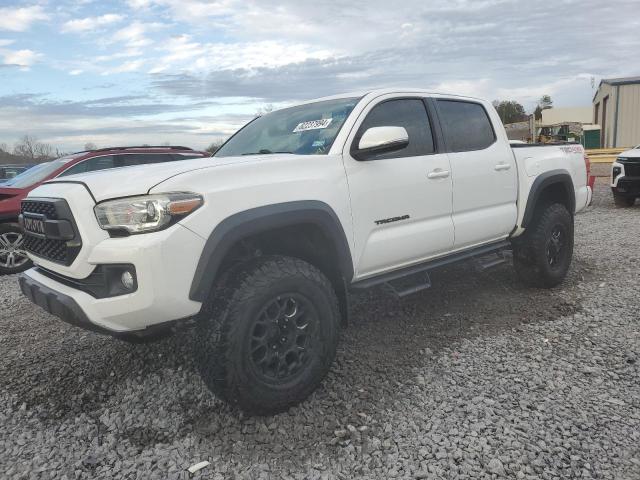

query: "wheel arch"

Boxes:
[189, 201, 354, 322]
[521, 170, 575, 229]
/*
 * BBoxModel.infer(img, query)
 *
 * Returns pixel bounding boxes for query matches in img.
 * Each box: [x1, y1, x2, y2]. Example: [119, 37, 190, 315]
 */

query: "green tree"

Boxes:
[492, 100, 528, 124]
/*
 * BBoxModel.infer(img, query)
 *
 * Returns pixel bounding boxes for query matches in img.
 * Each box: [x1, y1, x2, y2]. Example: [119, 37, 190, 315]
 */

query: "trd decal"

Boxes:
[374, 214, 410, 225]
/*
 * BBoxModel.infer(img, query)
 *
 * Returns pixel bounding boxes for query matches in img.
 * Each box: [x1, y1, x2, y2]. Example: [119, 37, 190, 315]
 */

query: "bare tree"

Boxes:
[205, 139, 226, 155]
[0, 142, 7, 153]
[13, 135, 55, 161]
[84, 142, 97, 151]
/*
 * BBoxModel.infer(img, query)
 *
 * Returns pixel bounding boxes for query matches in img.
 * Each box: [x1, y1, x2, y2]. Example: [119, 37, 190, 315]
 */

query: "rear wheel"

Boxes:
[513, 203, 573, 288]
[613, 195, 635, 207]
[0, 223, 32, 275]
[196, 255, 340, 415]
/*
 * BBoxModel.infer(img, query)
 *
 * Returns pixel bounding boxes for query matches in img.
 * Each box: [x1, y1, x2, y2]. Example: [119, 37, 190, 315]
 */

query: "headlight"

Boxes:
[94, 192, 203, 234]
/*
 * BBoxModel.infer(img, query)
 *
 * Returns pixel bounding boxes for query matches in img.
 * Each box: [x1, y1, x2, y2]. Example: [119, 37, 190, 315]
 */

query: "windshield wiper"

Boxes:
[242, 149, 293, 155]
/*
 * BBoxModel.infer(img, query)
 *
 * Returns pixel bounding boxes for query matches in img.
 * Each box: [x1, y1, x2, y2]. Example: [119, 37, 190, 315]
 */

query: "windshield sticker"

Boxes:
[293, 118, 333, 133]
[312, 140, 326, 147]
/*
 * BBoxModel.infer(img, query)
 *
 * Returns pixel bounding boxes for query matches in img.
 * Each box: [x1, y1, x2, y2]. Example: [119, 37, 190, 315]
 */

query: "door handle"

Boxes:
[427, 169, 450, 179]
[494, 163, 511, 171]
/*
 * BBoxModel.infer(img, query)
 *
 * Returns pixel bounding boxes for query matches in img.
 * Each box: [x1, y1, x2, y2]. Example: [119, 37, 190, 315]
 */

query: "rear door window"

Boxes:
[354, 98, 435, 160]
[436, 100, 496, 152]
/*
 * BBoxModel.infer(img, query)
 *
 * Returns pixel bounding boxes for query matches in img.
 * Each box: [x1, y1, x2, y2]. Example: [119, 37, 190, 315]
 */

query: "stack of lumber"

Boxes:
[585, 148, 627, 164]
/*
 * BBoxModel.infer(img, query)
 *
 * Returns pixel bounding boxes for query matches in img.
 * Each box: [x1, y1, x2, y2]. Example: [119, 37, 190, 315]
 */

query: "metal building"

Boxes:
[593, 76, 640, 148]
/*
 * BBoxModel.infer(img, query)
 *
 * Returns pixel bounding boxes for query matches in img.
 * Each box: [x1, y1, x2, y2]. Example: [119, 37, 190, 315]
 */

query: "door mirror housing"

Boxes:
[354, 126, 409, 160]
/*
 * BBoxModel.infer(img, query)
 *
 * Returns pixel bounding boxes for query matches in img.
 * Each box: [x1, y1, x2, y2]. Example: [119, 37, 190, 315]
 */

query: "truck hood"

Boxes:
[619, 148, 640, 160]
[42, 156, 255, 202]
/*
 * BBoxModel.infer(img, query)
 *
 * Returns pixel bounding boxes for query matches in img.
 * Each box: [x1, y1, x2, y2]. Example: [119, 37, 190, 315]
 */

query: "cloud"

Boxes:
[103, 59, 146, 75]
[111, 21, 163, 48]
[2, 0, 640, 151]
[149, 36, 336, 74]
[0, 92, 220, 117]
[0, 94, 247, 151]
[1, 48, 42, 69]
[62, 14, 124, 33]
[0, 5, 48, 32]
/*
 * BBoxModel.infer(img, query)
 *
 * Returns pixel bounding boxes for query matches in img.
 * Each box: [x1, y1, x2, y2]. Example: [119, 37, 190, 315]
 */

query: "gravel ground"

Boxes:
[1, 179, 639, 480]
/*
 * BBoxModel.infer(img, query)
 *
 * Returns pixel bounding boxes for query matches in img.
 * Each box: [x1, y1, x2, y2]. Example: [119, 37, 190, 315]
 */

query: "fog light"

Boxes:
[121, 271, 135, 290]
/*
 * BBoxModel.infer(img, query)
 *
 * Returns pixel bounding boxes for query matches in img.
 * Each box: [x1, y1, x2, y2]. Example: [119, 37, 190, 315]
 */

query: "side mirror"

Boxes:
[354, 126, 409, 160]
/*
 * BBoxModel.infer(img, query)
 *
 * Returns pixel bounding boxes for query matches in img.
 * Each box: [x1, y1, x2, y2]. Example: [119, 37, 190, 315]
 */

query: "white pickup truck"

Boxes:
[18, 89, 592, 414]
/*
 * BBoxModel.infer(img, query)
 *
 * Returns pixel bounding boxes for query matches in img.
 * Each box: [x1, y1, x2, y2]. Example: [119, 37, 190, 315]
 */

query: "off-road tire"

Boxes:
[0, 223, 32, 275]
[512, 203, 573, 288]
[196, 255, 340, 415]
[613, 195, 635, 207]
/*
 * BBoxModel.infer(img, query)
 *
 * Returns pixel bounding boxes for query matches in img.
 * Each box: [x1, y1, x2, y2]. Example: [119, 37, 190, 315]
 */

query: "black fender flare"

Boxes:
[521, 169, 575, 229]
[189, 200, 354, 302]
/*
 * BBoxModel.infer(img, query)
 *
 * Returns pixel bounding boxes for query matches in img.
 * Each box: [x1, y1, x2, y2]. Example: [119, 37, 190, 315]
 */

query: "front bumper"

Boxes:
[21, 222, 206, 334]
[19, 183, 208, 336]
[611, 178, 640, 197]
[18, 273, 176, 341]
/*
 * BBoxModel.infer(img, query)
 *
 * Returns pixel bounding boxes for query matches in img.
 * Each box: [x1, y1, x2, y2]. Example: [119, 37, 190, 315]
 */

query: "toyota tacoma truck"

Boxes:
[18, 89, 592, 414]
[611, 145, 640, 207]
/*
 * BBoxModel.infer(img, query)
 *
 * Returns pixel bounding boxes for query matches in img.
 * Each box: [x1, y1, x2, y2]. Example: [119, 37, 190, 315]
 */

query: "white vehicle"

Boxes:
[611, 145, 640, 207]
[18, 89, 592, 414]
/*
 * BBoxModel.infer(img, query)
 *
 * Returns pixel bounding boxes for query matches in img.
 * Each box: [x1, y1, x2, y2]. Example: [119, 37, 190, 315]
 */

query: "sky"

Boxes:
[0, 0, 639, 153]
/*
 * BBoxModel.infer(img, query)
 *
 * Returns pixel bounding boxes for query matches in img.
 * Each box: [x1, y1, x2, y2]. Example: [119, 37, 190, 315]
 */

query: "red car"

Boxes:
[0, 146, 210, 274]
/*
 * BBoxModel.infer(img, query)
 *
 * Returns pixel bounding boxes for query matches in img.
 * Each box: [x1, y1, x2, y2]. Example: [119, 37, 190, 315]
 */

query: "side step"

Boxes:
[474, 250, 512, 272]
[385, 271, 432, 298]
[351, 240, 512, 297]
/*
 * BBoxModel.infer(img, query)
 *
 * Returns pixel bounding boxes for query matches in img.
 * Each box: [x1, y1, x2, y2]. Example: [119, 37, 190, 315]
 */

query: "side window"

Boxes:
[172, 154, 205, 160]
[58, 161, 88, 177]
[85, 155, 116, 172]
[139, 153, 174, 165]
[355, 98, 434, 160]
[436, 100, 496, 152]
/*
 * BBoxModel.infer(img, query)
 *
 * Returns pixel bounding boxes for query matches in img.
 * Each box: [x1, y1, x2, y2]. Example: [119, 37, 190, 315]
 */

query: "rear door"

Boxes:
[435, 98, 517, 248]
[343, 95, 454, 278]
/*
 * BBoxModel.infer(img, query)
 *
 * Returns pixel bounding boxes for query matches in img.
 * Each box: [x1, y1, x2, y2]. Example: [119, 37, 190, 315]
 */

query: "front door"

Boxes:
[343, 95, 455, 279]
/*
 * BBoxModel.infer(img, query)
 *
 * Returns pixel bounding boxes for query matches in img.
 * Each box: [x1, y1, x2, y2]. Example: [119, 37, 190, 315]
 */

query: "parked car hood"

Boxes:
[42, 155, 274, 202]
[619, 148, 640, 160]
[0, 186, 24, 199]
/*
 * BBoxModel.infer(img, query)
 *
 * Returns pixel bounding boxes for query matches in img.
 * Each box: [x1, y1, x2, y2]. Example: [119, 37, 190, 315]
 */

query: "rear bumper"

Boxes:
[19, 273, 183, 342]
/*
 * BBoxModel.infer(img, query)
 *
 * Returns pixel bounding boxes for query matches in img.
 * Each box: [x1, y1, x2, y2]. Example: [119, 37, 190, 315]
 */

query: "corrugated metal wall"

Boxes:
[617, 84, 640, 147]
[593, 83, 615, 148]
[593, 82, 640, 148]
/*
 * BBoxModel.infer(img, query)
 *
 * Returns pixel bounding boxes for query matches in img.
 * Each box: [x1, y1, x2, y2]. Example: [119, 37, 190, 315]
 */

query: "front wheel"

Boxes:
[196, 255, 340, 415]
[512, 203, 574, 288]
[0, 223, 32, 275]
[613, 195, 635, 207]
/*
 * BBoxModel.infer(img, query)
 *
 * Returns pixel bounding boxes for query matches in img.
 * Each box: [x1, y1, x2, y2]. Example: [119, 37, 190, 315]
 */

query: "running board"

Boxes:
[385, 270, 432, 298]
[475, 250, 512, 272]
[351, 240, 511, 295]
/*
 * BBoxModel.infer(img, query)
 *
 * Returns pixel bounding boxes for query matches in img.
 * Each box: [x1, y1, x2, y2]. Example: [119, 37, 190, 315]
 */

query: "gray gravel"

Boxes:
[1, 179, 639, 479]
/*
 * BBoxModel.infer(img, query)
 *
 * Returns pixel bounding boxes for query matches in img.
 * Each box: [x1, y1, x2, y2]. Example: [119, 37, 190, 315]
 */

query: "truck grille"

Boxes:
[23, 236, 68, 263]
[21, 200, 58, 219]
[620, 160, 640, 177]
[20, 199, 81, 266]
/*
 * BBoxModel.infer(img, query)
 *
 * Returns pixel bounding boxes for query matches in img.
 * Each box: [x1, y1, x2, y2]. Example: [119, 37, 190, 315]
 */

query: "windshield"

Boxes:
[215, 97, 361, 157]
[2, 158, 74, 188]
